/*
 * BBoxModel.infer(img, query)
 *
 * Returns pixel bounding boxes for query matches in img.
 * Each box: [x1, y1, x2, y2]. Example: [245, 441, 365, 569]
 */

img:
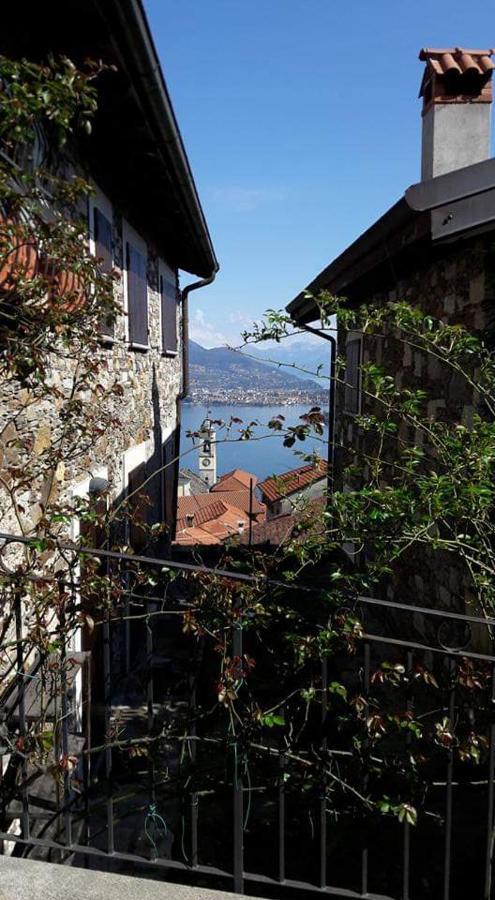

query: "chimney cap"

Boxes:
[419, 47, 495, 110]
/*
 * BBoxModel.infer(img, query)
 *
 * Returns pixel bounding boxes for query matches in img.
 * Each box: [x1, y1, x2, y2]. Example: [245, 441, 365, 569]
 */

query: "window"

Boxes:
[160, 271, 178, 354]
[344, 336, 362, 414]
[126, 241, 148, 348]
[94, 207, 113, 338]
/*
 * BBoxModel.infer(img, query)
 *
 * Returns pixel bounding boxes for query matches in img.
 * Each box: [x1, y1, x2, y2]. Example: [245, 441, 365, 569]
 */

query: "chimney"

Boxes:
[419, 47, 495, 180]
[186, 513, 194, 528]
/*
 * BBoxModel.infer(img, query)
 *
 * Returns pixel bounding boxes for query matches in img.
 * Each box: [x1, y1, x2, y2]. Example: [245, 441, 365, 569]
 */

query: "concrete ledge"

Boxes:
[0, 857, 260, 900]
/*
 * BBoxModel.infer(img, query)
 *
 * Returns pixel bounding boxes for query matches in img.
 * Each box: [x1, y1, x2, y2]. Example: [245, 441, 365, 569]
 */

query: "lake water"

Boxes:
[180, 403, 329, 481]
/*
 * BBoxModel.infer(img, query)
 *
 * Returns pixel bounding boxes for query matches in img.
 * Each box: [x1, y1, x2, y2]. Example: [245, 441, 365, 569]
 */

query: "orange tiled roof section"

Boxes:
[240, 497, 327, 547]
[419, 48, 495, 108]
[174, 526, 222, 546]
[175, 499, 251, 545]
[177, 499, 229, 531]
[211, 469, 257, 492]
[178, 490, 264, 518]
[258, 458, 328, 504]
[419, 48, 495, 79]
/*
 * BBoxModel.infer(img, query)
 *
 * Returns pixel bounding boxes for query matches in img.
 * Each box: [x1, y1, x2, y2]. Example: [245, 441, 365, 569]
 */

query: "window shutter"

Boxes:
[161, 273, 178, 353]
[94, 208, 114, 338]
[344, 338, 362, 414]
[127, 242, 148, 347]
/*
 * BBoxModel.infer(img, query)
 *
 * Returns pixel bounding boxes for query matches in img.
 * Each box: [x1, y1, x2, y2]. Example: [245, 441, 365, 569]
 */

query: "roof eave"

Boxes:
[287, 198, 415, 323]
[287, 157, 495, 324]
[99, 0, 218, 278]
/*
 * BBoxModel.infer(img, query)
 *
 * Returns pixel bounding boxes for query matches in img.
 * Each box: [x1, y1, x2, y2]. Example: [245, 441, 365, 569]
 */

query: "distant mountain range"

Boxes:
[188, 340, 327, 395]
[248, 340, 330, 382]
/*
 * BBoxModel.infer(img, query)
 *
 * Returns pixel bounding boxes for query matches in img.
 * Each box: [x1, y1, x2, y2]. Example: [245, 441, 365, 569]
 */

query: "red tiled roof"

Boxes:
[258, 459, 328, 504]
[419, 47, 495, 78]
[176, 499, 229, 532]
[178, 490, 264, 519]
[175, 498, 251, 546]
[174, 526, 222, 546]
[214, 490, 264, 516]
[178, 494, 222, 516]
[241, 515, 294, 547]
[240, 497, 327, 547]
[211, 469, 257, 492]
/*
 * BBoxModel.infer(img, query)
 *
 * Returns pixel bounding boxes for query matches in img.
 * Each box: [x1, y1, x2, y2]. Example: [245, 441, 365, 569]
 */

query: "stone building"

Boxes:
[0, 0, 218, 545]
[287, 47, 495, 615]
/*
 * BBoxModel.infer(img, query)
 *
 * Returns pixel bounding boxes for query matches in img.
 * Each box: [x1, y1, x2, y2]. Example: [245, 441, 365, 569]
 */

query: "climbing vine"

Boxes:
[0, 53, 494, 897]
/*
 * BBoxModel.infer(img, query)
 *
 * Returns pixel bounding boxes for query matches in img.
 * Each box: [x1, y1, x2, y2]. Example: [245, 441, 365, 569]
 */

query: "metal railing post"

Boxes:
[232, 597, 244, 894]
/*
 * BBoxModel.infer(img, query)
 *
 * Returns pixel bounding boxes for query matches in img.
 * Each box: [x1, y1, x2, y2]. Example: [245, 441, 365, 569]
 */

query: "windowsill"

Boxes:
[99, 334, 115, 346]
[162, 350, 178, 358]
[128, 342, 150, 352]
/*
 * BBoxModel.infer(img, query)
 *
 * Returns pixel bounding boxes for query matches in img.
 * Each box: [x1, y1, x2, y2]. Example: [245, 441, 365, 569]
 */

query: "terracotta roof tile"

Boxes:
[177, 494, 222, 516]
[211, 469, 257, 492]
[240, 498, 327, 547]
[178, 490, 264, 519]
[419, 47, 495, 77]
[174, 527, 222, 545]
[176, 499, 229, 532]
[258, 459, 328, 504]
[215, 490, 264, 515]
[419, 48, 495, 102]
[175, 498, 251, 546]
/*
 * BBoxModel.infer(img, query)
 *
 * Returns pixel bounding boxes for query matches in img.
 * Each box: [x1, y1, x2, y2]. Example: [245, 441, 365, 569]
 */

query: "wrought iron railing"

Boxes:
[0, 531, 494, 900]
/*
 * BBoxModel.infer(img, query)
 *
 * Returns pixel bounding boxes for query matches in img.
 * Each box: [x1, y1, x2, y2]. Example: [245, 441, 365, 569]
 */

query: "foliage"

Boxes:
[0, 54, 494, 893]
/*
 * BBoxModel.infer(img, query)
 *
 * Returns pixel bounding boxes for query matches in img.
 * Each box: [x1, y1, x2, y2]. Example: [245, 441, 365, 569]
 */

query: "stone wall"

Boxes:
[336, 234, 491, 628]
[0, 171, 184, 543]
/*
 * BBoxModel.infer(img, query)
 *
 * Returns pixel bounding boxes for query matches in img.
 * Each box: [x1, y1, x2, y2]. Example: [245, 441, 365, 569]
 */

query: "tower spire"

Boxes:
[198, 415, 217, 487]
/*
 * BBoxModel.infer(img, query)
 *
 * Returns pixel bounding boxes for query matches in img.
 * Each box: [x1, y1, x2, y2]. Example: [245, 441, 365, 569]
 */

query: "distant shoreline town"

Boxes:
[183, 388, 328, 407]
[187, 340, 328, 408]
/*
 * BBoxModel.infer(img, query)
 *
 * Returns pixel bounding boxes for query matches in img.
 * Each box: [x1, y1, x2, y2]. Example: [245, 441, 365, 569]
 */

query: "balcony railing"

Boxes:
[0, 531, 494, 899]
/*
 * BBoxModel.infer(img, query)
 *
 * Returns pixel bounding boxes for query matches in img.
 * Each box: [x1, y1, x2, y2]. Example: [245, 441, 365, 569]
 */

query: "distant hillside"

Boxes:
[248, 340, 330, 382]
[188, 341, 324, 394]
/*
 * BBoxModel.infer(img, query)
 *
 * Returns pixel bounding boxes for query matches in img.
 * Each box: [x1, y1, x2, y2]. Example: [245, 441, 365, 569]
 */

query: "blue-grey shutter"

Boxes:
[127, 242, 148, 347]
[161, 273, 178, 353]
[94, 208, 114, 338]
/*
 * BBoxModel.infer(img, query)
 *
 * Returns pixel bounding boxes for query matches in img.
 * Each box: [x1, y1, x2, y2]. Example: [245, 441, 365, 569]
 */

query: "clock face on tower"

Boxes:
[201, 458, 211, 467]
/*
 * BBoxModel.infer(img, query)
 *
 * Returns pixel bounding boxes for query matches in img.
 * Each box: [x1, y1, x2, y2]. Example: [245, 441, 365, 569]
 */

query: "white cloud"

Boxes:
[228, 310, 252, 328]
[189, 308, 230, 348]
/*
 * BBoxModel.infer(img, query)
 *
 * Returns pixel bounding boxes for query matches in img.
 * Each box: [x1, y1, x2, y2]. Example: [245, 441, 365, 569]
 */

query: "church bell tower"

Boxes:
[198, 415, 217, 487]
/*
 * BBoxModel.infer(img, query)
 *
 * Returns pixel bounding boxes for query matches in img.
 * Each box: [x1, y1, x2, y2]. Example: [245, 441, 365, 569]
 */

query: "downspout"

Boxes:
[179, 272, 217, 400]
[298, 324, 336, 498]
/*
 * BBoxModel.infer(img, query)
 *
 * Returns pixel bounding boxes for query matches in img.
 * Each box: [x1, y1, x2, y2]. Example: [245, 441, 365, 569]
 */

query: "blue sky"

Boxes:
[144, 0, 494, 347]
